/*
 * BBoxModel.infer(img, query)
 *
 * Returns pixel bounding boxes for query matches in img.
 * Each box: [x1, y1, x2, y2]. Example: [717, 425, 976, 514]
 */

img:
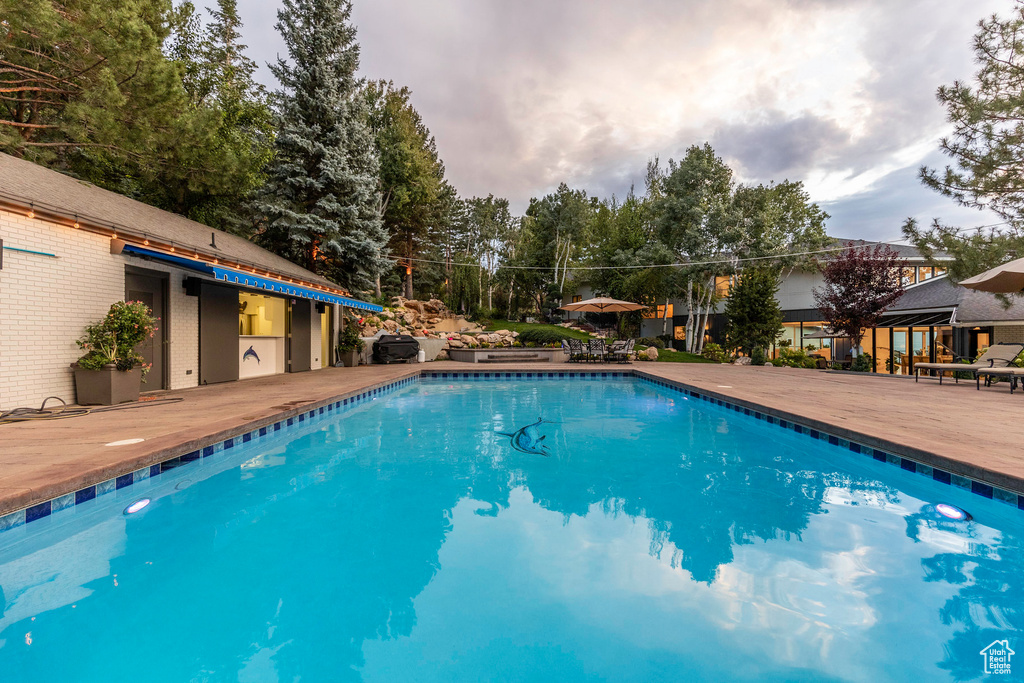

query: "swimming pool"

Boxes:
[0, 376, 1021, 682]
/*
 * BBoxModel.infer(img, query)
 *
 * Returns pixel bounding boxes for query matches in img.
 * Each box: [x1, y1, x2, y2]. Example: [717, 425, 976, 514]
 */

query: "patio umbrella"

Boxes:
[558, 297, 648, 312]
[960, 256, 1024, 293]
[803, 327, 842, 339]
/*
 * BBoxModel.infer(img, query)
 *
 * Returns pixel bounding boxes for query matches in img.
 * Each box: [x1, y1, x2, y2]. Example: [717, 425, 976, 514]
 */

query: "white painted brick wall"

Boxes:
[0, 206, 333, 405]
[0, 209, 124, 409]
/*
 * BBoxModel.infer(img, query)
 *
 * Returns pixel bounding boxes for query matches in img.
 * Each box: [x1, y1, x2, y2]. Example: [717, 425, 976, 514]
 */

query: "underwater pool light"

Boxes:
[935, 503, 971, 521]
[123, 499, 151, 515]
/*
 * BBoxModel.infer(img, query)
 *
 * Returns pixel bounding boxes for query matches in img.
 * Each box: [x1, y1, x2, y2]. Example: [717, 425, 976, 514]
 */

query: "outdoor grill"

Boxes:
[372, 334, 420, 364]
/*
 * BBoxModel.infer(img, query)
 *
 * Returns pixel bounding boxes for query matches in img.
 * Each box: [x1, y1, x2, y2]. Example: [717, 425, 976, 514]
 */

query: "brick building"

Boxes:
[0, 153, 381, 409]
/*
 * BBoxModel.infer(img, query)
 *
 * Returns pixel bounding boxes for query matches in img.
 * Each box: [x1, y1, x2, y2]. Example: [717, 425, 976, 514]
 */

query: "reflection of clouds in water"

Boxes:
[423, 488, 885, 678]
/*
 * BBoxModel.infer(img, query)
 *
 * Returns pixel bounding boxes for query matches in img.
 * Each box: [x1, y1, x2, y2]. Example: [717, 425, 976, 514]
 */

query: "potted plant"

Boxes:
[336, 325, 365, 368]
[73, 301, 157, 405]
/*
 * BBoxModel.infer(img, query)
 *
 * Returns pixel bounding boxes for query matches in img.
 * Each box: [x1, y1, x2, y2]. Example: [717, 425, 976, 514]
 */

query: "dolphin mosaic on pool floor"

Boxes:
[2, 368, 1023, 537]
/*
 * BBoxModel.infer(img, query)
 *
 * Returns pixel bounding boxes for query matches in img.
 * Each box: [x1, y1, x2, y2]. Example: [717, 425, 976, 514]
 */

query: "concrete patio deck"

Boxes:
[1, 361, 1022, 517]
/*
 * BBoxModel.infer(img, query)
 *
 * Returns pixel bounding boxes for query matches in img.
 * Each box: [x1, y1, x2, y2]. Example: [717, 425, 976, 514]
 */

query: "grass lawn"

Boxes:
[480, 319, 592, 340]
[637, 347, 718, 363]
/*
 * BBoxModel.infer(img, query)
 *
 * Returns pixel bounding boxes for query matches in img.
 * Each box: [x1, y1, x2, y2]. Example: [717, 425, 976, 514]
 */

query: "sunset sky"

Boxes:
[235, 0, 1010, 240]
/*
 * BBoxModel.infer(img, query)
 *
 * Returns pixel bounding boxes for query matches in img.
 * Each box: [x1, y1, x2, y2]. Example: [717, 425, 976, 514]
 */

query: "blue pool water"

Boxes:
[1, 377, 1022, 682]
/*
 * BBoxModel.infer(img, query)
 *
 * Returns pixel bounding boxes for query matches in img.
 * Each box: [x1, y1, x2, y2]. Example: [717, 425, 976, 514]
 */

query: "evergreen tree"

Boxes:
[254, 0, 389, 290]
[0, 0, 184, 177]
[906, 3, 1024, 280]
[365, 80, 453, 298]
[154, 0, 274, 229]
[724, 267, 784, 356]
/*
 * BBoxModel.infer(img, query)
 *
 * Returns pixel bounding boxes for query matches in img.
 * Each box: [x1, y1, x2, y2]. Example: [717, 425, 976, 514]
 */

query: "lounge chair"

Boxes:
[977, 367, 1024, 394]
[914, 343, 1024, 389]
[608, 339, 635, 364]
[587, 339, 607, 363]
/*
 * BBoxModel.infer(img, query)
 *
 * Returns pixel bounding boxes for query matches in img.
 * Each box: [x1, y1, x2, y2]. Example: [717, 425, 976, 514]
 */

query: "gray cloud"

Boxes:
[230, 0, 1016, 235]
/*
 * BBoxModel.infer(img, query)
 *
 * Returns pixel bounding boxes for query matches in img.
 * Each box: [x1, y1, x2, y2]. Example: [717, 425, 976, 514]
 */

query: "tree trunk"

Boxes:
[374, 276, 382, 298]
[685, 280, 695, 353]
[661, 297, 669, 336]
[696, 285, 713, 355]
[404, 269, 413, 299]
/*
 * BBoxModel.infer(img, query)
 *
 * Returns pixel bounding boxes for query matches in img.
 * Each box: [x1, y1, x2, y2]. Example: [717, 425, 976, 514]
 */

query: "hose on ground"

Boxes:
[0, 395, 184, 425]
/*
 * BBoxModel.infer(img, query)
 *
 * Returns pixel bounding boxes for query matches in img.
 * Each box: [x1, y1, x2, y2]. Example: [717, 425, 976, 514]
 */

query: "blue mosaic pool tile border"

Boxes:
[634, 373, 1024, 512]
[423, 371, 631, 380]
[0, 374, 421, 534]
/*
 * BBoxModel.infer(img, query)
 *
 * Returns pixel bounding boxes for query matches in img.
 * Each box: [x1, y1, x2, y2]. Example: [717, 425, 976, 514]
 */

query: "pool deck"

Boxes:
[1, 361, 1022, 517]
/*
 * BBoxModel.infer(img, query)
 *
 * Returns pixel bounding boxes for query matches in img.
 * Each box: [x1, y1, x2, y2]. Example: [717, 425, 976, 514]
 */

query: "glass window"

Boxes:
[934, 266, 946, 277]
[936, 326, 954, 363]
[901, 267, 917, 287]
[714, 275, 735, 298]
[919, 267, 934, 281]
[911, 327, 932, 372]
[572, 294, 582, 303]
[875, 328, 892, 374]
[801, 323, 831, 361]
[239, 293, 286, 337]
[859, 328, 877, 371]
[892, 329, 908, 374]
[643, 304, 674, 319]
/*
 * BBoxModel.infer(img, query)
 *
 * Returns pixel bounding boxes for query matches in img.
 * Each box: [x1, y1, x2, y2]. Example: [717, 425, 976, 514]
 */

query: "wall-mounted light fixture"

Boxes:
[27, 203, 34, 219]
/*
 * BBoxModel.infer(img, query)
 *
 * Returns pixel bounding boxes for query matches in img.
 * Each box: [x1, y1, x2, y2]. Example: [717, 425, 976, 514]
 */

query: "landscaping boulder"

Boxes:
[645, 347, 659, 361]
[383, 319, 398, 332]
[733, 357, 751, 366]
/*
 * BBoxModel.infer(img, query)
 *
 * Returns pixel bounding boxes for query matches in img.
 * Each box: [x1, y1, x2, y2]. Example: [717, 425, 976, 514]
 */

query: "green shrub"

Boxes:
[750, 347, 766, 366]
[850, 352, 873, 372]
[518, 327, 574, 345]
[638, 336, 666, 349]
[701, 343, 728, 363]
[770, 347, 818, 369]
[76, 301, 158, 381]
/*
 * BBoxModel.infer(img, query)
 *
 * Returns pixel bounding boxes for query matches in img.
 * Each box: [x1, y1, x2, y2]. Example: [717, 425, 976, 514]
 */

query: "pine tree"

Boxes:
[254, 0, 389, 291]
[907, 3, 1024, 279]
[365, 80, 453, 299]
[724, 267, 784, 356]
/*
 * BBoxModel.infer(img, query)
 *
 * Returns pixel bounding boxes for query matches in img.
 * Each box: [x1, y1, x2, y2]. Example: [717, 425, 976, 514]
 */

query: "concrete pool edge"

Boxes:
[2, 365, 1022, 535]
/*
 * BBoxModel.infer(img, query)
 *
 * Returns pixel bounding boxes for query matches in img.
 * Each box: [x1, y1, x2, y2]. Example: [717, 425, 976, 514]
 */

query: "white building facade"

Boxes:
[0, 154, 379, 410]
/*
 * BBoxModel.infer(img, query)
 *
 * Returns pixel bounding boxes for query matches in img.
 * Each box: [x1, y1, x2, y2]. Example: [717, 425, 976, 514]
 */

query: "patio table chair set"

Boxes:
[564, 338, 636, 364]
[914, 342, 1024, 392]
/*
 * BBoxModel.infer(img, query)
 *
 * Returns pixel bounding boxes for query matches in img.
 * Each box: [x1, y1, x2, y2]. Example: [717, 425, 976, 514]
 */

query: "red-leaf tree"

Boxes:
[813, 243, 907, 352]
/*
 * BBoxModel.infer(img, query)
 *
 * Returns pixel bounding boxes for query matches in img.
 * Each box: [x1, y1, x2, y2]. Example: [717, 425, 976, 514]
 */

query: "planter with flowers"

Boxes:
[73, 301, 158, 405]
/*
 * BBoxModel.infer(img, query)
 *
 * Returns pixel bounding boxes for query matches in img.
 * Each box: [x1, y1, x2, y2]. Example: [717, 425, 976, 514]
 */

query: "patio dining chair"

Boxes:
[588, 339, 607, 363]
[608, 339, 635, 364]
[567, 338, 587, 363]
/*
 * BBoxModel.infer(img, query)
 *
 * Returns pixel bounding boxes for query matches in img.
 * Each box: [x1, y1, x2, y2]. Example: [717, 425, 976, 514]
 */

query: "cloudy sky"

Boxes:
[233, 0, 1011, 241]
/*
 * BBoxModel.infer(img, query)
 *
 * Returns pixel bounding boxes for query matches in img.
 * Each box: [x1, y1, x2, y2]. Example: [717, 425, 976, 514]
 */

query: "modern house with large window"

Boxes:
[567, 239, 1024, 373]
[0, 153, 381, 410]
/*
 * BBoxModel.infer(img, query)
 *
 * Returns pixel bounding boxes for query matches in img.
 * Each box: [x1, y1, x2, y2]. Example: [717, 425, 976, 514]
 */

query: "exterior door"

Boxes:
[125, 271, 167, 390]
[289, 299, 312, 373]
[200, 282, 240, 384]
